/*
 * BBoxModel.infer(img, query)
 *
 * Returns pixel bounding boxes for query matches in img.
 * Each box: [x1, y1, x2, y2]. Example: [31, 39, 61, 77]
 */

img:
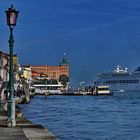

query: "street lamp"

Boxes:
[5, 5, 19, 127]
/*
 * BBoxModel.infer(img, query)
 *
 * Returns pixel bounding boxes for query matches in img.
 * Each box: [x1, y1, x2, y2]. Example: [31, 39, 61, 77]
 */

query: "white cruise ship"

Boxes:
[96, 66, 140, 92]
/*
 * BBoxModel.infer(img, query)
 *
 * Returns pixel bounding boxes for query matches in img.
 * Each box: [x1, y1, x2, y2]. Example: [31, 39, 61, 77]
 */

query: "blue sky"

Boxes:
[1, 0, 140, 86]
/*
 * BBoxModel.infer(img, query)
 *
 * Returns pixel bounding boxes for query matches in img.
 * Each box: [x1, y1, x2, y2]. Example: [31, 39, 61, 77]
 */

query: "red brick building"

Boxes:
[31, 52, 69, 79]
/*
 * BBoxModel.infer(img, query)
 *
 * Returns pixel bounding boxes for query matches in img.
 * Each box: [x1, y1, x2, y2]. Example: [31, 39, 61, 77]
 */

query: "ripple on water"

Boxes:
[19, 94, 140, 140]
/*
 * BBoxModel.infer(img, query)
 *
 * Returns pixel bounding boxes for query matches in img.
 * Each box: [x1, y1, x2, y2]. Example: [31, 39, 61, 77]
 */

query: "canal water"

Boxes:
[19, 93, 140, 140]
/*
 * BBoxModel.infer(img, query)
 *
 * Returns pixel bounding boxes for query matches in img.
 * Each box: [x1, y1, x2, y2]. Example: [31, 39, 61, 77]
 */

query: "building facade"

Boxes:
[31, 52, 69, 80]
[0, 51, 19, 82]
[0, 51, 8, 82]
[17, 65, 32, 84]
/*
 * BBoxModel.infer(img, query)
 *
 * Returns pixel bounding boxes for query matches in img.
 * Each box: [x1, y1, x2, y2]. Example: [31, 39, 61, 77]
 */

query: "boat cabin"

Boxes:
[93, 85, 112, 95]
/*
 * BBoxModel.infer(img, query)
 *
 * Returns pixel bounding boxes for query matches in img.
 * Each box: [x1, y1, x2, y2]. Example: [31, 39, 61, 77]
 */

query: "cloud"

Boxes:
[49, 15, 139, 39]
[17, 12, 140, 50]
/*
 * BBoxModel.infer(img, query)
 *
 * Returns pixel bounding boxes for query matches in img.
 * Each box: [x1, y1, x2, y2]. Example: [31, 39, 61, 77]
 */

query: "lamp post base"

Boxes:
[7, 99, 16, 127]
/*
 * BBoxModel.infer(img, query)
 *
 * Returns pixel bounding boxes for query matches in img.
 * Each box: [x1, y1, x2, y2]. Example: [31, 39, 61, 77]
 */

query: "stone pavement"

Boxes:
[0, 107, 57, 140]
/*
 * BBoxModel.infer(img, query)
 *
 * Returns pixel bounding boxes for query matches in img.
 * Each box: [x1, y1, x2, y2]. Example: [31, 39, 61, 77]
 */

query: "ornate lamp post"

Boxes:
[5, 5, 19, 127]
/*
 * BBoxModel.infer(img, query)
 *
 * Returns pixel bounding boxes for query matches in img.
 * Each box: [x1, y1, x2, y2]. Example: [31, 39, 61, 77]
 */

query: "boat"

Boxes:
[34, 83, 62, 95]
[92, 85, 113, 96]
[96, 65, 140, 92]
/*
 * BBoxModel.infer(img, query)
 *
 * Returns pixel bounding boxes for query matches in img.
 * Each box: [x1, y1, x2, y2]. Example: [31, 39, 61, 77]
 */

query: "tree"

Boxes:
[33, 79, 46, 84]
[47, 79, 58, 85]
[59, 74, 69, 87]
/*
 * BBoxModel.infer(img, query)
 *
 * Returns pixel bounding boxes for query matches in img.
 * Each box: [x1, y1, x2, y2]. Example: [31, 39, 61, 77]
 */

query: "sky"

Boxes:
[1, 0, 140, 86]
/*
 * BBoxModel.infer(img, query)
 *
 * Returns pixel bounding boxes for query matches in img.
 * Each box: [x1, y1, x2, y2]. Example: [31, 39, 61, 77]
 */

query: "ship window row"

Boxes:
[104, 80, 139, 84]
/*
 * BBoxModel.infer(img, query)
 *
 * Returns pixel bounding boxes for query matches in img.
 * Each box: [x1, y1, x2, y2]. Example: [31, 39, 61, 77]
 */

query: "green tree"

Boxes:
[47, 79, 58, 85]
[33, 79, 46, 84]
[59, 74, 69, 87]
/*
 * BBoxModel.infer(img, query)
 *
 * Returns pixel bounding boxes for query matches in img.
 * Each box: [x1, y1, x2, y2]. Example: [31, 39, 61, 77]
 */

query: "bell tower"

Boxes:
[60, 50, 68, 66]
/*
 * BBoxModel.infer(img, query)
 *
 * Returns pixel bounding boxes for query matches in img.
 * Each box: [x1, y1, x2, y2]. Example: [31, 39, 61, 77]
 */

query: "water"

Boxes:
[19, 93, 140, 140]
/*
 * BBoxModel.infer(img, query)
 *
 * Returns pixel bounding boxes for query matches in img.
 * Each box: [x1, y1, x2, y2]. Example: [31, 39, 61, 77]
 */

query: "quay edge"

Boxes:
[0, 105, 58, 140]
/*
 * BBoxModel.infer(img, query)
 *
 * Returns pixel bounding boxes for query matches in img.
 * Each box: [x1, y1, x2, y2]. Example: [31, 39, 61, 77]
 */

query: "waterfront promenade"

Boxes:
[0, 104, 57, 140]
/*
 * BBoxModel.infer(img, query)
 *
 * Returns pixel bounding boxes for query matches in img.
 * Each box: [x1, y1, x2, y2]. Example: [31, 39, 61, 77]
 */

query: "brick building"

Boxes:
[31, 52, 69, 80]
